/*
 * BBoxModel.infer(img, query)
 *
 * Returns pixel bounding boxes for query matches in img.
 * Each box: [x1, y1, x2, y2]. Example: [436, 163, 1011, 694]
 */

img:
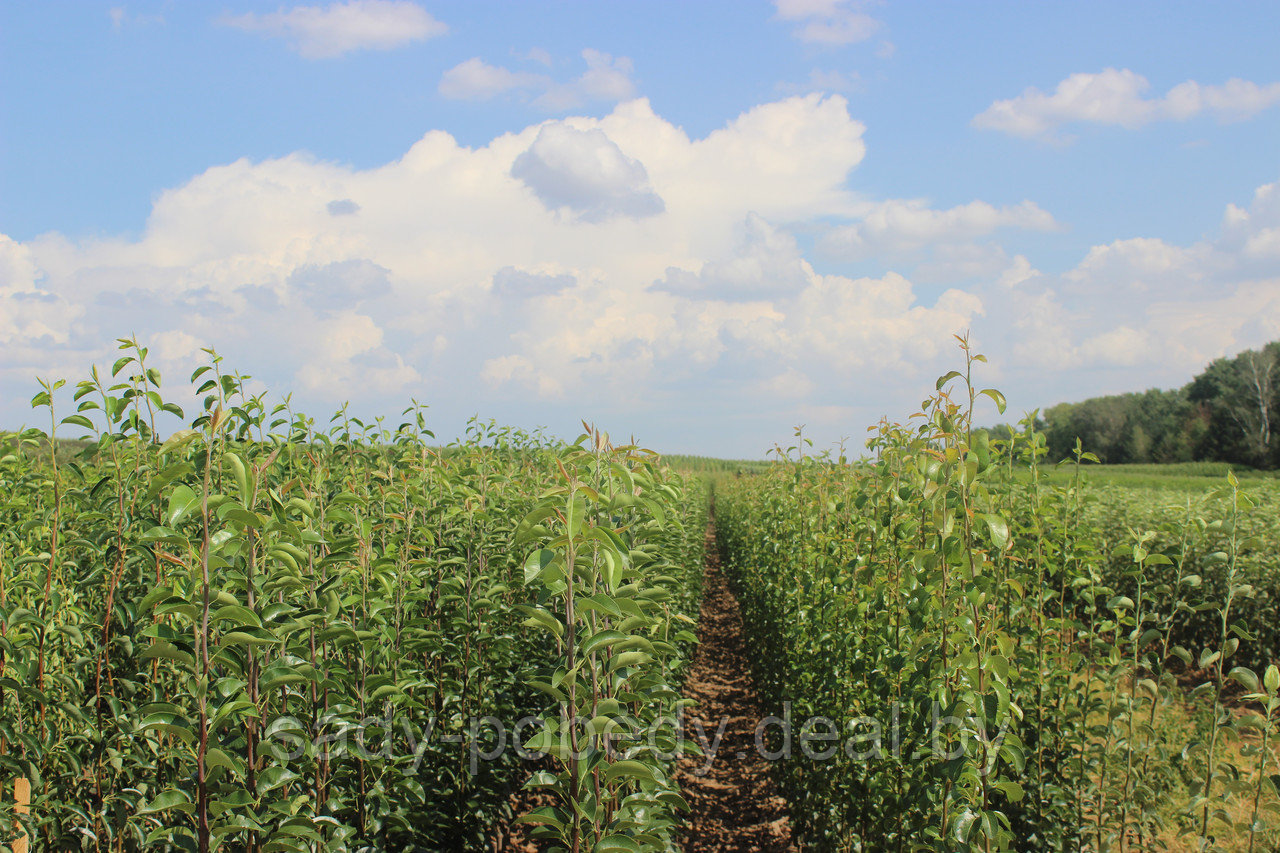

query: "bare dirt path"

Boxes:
[674, 515, 797, 852]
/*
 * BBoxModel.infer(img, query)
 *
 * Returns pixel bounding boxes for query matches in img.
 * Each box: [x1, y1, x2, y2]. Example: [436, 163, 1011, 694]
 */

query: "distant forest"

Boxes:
[998, 341, 1280, 469]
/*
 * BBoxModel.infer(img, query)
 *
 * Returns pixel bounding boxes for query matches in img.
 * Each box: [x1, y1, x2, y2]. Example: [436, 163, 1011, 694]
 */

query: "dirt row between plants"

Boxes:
[494, 513, 797, 852]
[673, 516, 797, 852]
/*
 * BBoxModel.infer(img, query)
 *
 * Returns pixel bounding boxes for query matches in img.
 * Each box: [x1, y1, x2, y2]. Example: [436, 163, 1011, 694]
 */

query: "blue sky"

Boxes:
[2, 1, 1279, 456]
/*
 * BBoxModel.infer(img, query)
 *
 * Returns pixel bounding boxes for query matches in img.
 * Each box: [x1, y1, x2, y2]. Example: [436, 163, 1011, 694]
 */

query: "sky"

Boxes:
[2, 1, 1279, 457]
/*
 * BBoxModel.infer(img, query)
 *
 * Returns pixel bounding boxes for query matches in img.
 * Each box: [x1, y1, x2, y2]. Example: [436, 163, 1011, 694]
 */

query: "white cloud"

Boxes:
[441, 49, 637, 111]
[540, 48, 636, 108]
[439, 57, 546, 100]
[109, 7, 164, 29]
[510, 124, 665, 222]
[0, 237, 76, 347]
[773, 0, 880, 45]
[0, 93, 983, 449]
[522, 47, 553, 67]
[151, 330, 204, 364]
[990, 180, 1280, 387]
[222, 0, 446, 59]
[1076, 326, 1151, 366]
[0, 235, 85, 391]
[654, 213, 812, 301]
[3, 95, 872, 413]
[1063, 237, 1210, 303]
[9, 86, 1276, 455]
[1221, 180, 1280, 260]
[294, 312, 420, 396]
[754, 368, 815, 400]
[821, 198, 1058, 258]
[996, 254, 1040, 289]
[974, 68, 1280, 141]
[913, 243, 1014, 284]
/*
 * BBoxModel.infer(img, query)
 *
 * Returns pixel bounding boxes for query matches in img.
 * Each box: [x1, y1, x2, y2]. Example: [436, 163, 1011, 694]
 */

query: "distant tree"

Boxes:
[1236, 347, 1277, 463]
[1038, 340, 1279, 468]
[1188, 342, 1280, 467]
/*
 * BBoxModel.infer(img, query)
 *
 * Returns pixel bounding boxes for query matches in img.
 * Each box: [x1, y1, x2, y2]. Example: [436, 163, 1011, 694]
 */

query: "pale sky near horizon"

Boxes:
[2, 1, 1279, 456]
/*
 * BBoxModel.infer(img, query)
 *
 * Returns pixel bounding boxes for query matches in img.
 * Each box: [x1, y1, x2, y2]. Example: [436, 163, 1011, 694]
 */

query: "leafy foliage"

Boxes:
[514, 427, 706, 852]
[0, 340, 704, 851]
[1038, 340, 1280, 468]
[717, 339, 1280, 851]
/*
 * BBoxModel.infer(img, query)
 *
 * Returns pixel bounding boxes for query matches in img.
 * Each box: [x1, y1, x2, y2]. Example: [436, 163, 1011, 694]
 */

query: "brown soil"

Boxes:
[495, 516, 797, 852]
[674, 519, 797, 852]
[491, 784, 547, 853]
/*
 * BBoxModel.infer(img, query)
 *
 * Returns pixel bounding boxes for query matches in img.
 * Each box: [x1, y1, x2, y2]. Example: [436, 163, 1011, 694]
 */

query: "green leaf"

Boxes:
[953, 809, 978, 843]
[580, 594, 623, 618]
[993, 779, 1024, 803]
[514, 806, 567, 830]
[516, 605, 564, 638]
[581, 629, 627, 658]
[608, 651, 652, 671]
[978, 388, 1007, 414]
[138, 789, 193, 815]
[566, 493, 586, 539]
[140, 712, 195, 744]
[936, 370, 963, 391]
[1228, 667, 1259, 693]
[603, 759, 656, 784]
[982, 513, 1009, 552]
[167, 484, 200, 527]
[523, 548, 560, 586]
[225, 451, 251, 503]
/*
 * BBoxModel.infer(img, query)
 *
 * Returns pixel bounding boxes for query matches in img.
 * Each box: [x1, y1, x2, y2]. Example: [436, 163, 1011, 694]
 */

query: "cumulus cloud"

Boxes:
[773, 0, 880, 45]
[755, 368, 814, 399]
[511, 124, 665, 222]
[439, 49, 636, 111]
[294, 311, 420, 396]
[995, 254, 1041, 289]
[0, 236, 78, 350]
[327, 198, 360, 216]
[490, 267, 576, 299]
[9, 88, 1273, 454]
[221, 0, 446, 59]
[1221, 180, 1280, 261]
[974, 68, 1280, 141]
[288, 259, 391, 313]
[989, 178, 1280, 391]
[654, 214, 812, 301]
[0, 93, 980, 451]
[438, 57, 546, 100]
[3, 95, 871, 415]
[537, 49, 636, 109]
[821, 198, 1059, 258]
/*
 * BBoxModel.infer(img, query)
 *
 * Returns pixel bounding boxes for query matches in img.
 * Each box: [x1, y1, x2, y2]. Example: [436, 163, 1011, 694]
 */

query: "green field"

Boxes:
[0, 342, 1277, 852]
[1016, 461, 1280, 492]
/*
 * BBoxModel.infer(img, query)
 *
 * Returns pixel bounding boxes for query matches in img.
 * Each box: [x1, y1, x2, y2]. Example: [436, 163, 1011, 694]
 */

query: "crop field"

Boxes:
[714, 345, 1280, 851]
[0, 340, 1277, 852]
[0, 342, 706, 851]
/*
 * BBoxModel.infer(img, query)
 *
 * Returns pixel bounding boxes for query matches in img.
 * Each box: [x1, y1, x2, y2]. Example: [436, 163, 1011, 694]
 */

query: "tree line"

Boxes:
[994, 341, 1280, 468]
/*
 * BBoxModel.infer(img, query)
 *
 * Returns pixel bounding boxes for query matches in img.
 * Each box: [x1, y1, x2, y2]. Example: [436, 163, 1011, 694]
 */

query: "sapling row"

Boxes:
[0, 342, 706, 851]
[716, 340, 1279, 852]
